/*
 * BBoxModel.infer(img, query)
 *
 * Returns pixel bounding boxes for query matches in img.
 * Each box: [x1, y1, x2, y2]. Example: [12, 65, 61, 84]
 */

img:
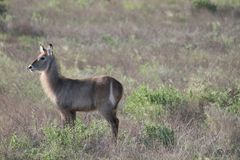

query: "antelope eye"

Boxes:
[40, 57, 45, 60]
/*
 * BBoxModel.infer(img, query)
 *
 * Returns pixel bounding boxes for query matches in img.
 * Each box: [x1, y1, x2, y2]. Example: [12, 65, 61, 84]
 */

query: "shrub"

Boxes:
[211, 0, 240, 8]
[148, 86, 184, 110]
[0, 0, 7, 17]
[143, 123, 175, 147]
[201, 88, 228, 107]
[202, 87, 240, 115]
[227, 103, 240, 115]
[0, 0, 7, 31]
[192, 0, 217, 12]
[125, 85, 184, 121]
[124, 85, 161, 120]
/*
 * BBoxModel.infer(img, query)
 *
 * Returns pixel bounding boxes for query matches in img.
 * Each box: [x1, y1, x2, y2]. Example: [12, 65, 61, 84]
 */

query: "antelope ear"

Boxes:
[47, 43, 53, 56]
[39, 45, 46, 54]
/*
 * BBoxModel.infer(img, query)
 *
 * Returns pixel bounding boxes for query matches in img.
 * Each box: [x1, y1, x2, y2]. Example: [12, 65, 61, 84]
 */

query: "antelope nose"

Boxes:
[28, 65, 32, 70]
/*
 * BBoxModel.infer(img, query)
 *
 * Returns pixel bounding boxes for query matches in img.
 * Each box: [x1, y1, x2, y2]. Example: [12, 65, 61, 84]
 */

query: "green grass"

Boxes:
[192, 0, 240, 10]
[101, 34, 119, 46]
[143, 123, 175, 147]
[125, 84, 240, 121]
[192, 0, 217, 11]
[8, 119, 108, 160]
[212, 0, 240, 7]
[125, 85, 185, 121]
[202, 87, 240, 115]
[122, 0, 145, 10]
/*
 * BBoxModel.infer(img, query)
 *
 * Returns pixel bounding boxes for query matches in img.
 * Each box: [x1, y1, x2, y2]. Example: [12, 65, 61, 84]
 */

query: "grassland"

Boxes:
[0, 0, 240, 159]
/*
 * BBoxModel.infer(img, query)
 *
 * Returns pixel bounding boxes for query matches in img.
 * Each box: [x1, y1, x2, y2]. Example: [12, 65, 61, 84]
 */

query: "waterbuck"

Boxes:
[28, 44, 123, 141]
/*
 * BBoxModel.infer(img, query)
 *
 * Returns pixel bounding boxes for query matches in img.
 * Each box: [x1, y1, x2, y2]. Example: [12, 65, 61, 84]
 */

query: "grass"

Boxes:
[143, 123, 175, 147]
[7, 120, 108, 160]
[212, 0, 240, 7]
[192, 0, 217, 12]
[202, 87, 240, 115]
[0, 0, 240, 159]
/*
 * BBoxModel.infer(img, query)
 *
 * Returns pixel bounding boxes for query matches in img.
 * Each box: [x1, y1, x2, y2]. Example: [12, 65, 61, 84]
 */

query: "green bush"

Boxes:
[125, 85, 184, 120]
[202, 87, 240, 115]
[211, 0, 240, 8]
[192, 0, 217, 12]
[227, 102, 240, 115]
[0, 0, 7, 16]
[148, 86, 184, 109]
[0, 0, 7, 31]
[125, 85, 156, 120]
[202, 88, 229, 107]
[143, 123, 175, 147]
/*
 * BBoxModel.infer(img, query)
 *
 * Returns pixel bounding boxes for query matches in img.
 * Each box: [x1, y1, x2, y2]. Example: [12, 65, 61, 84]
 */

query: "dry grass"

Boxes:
[0, 0, 240, 159]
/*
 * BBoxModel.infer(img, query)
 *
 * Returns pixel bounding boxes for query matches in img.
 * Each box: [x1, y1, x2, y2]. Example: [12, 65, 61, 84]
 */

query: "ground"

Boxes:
[0, 0, 240, 159]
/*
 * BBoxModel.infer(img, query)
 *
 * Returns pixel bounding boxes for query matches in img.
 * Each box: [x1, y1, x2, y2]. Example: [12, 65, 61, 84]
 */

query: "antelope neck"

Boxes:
[40, 56, 61, 95]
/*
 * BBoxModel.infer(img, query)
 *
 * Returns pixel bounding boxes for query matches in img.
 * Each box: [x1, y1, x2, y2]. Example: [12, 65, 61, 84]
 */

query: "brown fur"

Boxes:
[28, 44, 123, 141]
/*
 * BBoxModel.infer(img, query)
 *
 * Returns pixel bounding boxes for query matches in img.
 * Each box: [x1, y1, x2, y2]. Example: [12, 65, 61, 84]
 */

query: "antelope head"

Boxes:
[28, 44, 54, 72]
